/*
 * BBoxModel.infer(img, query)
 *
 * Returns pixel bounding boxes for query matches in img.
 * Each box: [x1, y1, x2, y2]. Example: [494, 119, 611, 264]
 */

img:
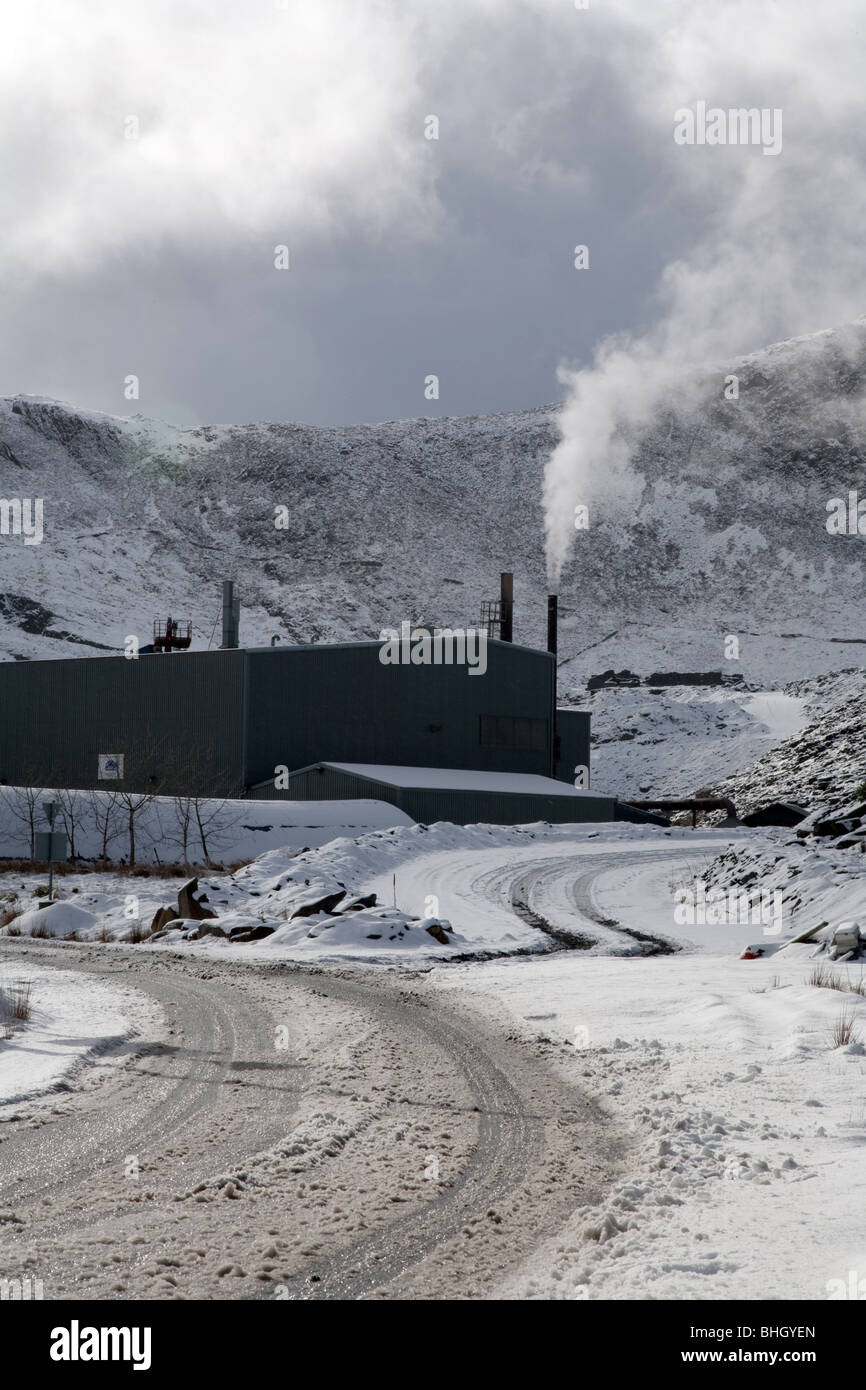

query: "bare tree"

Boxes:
[115, 788, 163, 868]
[171, 796, 195, 868]
[55, 787, 88, 862]
[191, 795, 240, 866]
[4, 783, 47, 859]
[87, 789, 124, 865]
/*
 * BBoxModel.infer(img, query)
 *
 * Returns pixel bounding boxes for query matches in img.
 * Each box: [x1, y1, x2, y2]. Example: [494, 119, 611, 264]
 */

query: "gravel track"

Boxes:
[0, 940, 622, 1300]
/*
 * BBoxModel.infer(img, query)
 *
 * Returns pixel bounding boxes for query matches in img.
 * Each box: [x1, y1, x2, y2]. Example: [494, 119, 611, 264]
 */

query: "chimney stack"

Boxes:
[499, 572, 513, 642]
[547, 593, 558, 658]
[221, 580, 240, 649]
[548, 593, 560, 777]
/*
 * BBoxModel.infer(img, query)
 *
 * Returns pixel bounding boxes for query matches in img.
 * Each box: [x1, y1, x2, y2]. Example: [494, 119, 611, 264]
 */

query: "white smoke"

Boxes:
[544, 0, 866, 588]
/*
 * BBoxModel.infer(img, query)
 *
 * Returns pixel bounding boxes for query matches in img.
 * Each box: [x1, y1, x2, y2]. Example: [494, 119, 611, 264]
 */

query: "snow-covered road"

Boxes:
[2, 825, 863, 1302]
[0, 941, 619, 1300]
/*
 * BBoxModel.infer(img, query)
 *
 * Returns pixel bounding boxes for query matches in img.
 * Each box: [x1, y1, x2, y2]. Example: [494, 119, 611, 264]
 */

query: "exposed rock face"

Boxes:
[712, 674, 866, 821]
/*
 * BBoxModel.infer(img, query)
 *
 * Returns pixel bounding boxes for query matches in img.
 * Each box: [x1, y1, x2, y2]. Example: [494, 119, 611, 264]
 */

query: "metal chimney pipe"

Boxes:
[548, 594, 560, 777]
[547, 593, 558, 658]
[500, 572, 513, 642]
[221, 580, 239, 649]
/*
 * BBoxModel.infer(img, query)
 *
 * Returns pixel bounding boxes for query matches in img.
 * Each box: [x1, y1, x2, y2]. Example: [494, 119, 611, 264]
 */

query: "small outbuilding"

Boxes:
[250, 761, 626, 826]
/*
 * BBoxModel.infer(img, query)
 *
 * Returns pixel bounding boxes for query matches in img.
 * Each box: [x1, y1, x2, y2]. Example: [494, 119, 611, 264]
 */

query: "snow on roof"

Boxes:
[308, 762, 610, 798]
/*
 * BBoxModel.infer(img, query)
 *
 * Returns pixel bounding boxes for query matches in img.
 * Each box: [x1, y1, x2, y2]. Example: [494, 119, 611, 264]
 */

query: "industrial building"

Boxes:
[0, 578, 645, 827]
[252, 762, 615, 825]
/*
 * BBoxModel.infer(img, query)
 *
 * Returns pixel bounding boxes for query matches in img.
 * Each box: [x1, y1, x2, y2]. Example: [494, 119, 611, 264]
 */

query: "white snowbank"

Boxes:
[12, 901, 97, 938]
[0, 965, 161, 1111]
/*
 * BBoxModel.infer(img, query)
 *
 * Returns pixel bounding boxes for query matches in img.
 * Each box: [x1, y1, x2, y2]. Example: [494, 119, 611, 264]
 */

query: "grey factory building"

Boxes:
[0, 578, 646, 826]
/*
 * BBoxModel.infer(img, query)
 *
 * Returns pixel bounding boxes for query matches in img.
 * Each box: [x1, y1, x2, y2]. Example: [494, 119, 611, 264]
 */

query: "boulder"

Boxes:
[814, 816, 858, 838]
[336, 893, 377, 913]
[290, 890, 347, 919]
[150, 905, 179, 933]
[424, 922, 451, 945]
[228, 924, 276, 942]
[177, 878, 217, 921]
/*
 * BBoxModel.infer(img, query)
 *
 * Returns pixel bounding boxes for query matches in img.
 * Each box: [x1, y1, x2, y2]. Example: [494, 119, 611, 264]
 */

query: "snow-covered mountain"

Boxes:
[2, 319, 866, 683]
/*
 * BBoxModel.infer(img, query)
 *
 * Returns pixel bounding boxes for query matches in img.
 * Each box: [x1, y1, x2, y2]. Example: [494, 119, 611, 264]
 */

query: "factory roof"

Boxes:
[284, 762, 603, 798]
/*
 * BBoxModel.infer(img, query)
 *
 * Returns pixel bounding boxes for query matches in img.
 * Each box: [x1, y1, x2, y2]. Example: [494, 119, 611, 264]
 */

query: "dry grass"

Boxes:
[96, 924, 114, 943]
[829, 1010, 862, 1049]
[2, 979, 33, 1022]
[807, 963, 866, 997]
[0, 858, 210, 877]
[126, 921, 151, 944]
[28, 919, 52, 939]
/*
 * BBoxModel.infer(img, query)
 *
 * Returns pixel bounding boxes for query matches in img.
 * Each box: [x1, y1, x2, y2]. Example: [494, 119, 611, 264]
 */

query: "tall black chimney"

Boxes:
[548, 594, 559, 776]
[547, 593, 558, 657]
[500, 572, 513, 642]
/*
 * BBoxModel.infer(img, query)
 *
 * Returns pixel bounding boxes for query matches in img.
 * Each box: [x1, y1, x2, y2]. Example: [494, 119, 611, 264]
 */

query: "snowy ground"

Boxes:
[430, 945, 866, 1300]
[2, 815, 864, 1301]
[0, 963, 161, 1115]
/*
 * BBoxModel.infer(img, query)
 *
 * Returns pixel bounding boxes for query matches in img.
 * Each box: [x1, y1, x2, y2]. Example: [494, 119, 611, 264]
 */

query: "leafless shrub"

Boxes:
[807, 964, 866, 997]
[3, 979, 33, 1021]
[829, 1010, 862, 1049]
[0, 858, 200, 878]
[0, 904, 23, 930]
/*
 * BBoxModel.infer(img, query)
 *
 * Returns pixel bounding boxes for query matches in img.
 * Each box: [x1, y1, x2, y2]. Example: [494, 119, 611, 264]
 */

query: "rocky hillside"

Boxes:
[709, 669, 866, 819]
[2, 318, 866, 684]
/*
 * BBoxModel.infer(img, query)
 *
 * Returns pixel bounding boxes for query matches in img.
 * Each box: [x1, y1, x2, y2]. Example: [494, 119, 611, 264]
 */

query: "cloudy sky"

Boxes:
[2, 1, 864, 428]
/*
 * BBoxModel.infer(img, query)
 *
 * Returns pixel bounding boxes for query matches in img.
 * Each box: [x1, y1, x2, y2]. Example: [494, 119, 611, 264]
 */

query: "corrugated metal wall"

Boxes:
[244, 640, 555, 787]
[554, 708, 591, 785]
[0, 650, 247, 795]
[0, 639, 561, 798]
